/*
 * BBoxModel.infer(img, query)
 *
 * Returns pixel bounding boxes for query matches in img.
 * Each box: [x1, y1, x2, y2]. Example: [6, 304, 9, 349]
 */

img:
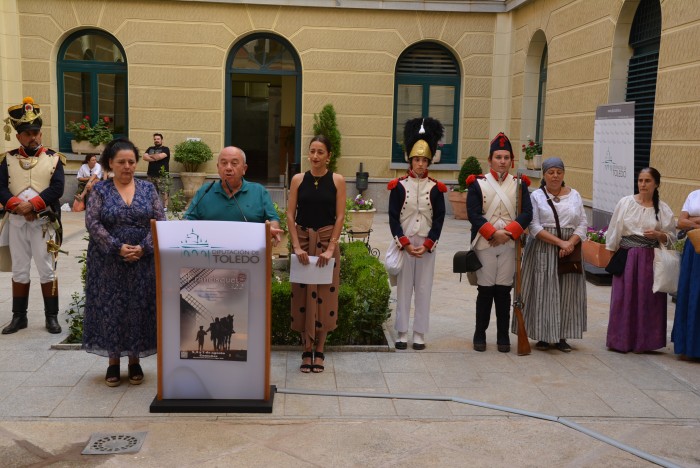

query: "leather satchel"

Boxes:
[542, 187, 583, 275]
[453, 250, 482, 273]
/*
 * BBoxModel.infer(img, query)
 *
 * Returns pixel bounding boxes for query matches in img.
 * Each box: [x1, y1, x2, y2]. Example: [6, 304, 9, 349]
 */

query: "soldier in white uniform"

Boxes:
[466, 132, 532, 352]
[388, 117, 446, 350]
[0, 97, 65, 334]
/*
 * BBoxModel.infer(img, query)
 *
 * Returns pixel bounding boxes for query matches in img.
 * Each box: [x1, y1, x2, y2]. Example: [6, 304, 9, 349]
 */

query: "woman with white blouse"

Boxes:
[516, 158, 587, 352]
[75, 154, 103, 201]
[606, 167, 676, 353]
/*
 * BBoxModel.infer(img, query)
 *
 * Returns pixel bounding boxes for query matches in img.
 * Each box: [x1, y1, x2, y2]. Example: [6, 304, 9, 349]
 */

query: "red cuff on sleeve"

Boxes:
[29, 196, 46, 212]
[479, 223, 497, 240]
[5, 197, 22, 211]
[423, 238, 435, 251]
[398, 236, 411, 248]
[504, 221, 524, 239]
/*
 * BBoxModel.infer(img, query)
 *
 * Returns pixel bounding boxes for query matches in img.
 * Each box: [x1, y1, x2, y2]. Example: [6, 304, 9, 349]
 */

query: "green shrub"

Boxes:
[457, 156, 482, 191]
[174, 139, 214, 172]
[271, 241, 390, 346]
[312, 104, 341, 173]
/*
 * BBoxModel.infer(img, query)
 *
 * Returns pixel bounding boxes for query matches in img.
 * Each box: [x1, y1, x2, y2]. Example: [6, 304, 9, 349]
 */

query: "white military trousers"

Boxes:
[395, 234, 436, 335]
[8, 214, 55, 284]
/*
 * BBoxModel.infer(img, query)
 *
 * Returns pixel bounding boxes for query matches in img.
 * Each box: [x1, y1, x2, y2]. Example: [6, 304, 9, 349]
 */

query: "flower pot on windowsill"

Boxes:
[180, 172, 207, 200]
[526, 157, 535, 170]
[347, 209, 376, 239]
[582, 240, 613, 268]
[71, 140, 105, 155]
[534, 154, 542, 169]
[447, 190, 468, 220]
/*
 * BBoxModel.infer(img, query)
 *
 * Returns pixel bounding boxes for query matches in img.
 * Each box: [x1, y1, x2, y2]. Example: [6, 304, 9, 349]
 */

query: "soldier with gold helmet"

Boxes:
[0, 97, 65, 334]
[387, 117, 447, 351]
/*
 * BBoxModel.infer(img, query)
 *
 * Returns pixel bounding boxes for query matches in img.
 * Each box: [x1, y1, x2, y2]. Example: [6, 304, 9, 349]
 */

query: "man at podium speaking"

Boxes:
[184, 146, 283, 246]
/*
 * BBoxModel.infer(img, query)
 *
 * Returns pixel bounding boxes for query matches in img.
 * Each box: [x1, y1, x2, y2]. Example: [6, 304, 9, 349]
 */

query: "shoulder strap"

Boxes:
[541, 187, 563, 239]
[484, 173, 516, 220]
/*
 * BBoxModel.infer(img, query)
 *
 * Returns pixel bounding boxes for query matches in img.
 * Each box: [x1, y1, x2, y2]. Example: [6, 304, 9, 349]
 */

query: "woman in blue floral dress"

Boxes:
[83, 138, 165, 386]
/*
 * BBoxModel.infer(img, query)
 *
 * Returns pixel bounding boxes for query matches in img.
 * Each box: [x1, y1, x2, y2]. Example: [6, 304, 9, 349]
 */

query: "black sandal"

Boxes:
[312, 351, 325, 373]
[105, 364, 120, 387]
[128, 363, 144, 385]
[300, 351, 313, 373]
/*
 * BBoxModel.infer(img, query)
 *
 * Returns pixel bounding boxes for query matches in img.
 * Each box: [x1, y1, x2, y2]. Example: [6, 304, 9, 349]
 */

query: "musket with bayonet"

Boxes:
[513, 173, 531, 356]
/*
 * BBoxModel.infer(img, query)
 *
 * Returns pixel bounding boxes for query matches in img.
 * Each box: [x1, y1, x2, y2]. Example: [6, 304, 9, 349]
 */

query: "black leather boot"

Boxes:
[41, 281, 62, 334]
[494, 285, 512, 351]
[473, 285, 495, 351]
[2, 281, 30, 334]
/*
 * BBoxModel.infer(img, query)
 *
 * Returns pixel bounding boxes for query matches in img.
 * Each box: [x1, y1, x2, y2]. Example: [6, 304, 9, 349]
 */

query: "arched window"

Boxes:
[392, 42, 461, 164]
[226, 34, 301, 183]
[57, 30, 127, 152]
[626, 0, 661, 177]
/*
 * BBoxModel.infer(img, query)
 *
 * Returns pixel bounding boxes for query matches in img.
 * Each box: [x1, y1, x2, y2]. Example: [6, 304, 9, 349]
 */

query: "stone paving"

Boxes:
[0, 211, 698, 467]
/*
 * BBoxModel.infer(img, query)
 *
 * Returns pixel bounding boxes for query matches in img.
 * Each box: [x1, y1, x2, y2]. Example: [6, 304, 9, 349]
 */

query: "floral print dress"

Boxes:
[82, 178, 165, 358]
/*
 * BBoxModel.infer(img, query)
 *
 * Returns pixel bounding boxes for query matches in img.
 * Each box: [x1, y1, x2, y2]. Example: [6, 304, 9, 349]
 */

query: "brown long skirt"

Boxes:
[290, 225, 340, 344]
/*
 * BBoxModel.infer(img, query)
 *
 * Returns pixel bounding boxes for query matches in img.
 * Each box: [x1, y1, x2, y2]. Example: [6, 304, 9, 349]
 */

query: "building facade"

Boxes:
[1, 0, 697, 212]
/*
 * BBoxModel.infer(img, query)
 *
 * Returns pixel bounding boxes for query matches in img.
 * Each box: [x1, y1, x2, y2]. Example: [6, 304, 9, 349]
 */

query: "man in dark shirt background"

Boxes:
[143, 132, 170, 204]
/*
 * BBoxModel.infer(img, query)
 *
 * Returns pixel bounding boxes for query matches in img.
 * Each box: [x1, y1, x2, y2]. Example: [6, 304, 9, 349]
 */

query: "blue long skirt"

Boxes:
[671, 240, 700, 358]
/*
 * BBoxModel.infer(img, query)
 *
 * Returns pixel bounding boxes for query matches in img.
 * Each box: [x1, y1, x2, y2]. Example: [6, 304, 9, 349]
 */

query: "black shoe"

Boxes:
[497, 344, 511, 353]
[412, 342, 426, 350]
[473, 342, 486, 352]
[556, 341, 572, 353]
[45, 315, 62, 334]
[2, 314, 28, 334]
[535, 341, 549, 351]
[395, 341, 408, 350]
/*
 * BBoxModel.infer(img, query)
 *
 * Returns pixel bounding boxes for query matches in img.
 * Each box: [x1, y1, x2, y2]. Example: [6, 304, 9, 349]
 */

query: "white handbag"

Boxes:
[385, 239, 404, 276]
[652, 243, 680, 294]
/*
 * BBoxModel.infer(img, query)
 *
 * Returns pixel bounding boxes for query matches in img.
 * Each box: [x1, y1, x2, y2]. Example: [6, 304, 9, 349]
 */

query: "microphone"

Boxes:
[225, 179, 248, 222]
[185, 180, 216, 219]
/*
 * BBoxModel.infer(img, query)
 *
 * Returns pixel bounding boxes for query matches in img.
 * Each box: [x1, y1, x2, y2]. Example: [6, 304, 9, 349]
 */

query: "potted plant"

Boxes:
[174, 139, 214, 199]
[583, 226, 613, 268]
[448, 156, 481, 220]
[67, 115, 113, 154]
[521, 136, 542, 170]
[346, 193, 375, 239]
[272, 202, 289, 257]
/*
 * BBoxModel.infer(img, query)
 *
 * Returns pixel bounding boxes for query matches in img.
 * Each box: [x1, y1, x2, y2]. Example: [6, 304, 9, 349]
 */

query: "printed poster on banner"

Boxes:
[593, 102, 635, 214]
[179, 268, 249, 362]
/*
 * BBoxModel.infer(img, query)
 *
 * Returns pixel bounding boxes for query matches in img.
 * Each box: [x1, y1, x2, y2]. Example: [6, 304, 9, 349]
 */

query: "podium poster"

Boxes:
[151, 220, 271, 408]
[593, 102, 635, 215]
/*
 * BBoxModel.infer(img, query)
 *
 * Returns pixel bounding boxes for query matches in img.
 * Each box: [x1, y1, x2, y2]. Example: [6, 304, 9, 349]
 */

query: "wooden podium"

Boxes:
[149, 220, 274, 413]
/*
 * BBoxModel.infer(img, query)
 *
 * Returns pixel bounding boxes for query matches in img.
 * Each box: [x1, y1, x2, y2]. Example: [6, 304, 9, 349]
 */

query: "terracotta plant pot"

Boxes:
[447, 190, 468, 220]
[180, 172, 207, 200]
[582, 240, 614, 268]
[272, 232, 289, 258]
[71, 140, 105, 155]
[347, 209, 376, 239]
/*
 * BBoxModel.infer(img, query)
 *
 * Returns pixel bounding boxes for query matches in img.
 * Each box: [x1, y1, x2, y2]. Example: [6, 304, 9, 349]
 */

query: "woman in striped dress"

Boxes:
[516, 157, 587, 352]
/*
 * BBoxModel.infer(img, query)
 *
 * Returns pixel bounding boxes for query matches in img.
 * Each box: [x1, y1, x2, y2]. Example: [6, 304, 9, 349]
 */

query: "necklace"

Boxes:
[311, 171, 327, 189]
[548, 186, 563, 203]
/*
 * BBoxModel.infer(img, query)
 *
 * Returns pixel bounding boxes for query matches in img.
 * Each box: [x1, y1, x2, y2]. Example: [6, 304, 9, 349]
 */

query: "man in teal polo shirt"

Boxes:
[184, 146, 283, 245]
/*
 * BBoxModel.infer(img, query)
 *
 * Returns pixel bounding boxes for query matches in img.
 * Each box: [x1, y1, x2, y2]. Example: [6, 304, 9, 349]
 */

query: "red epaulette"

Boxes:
[428, 177, 448, 193]
[466, 174, 483, 187]
[521, 174, 531, 187]
[387, 175, 407, 190]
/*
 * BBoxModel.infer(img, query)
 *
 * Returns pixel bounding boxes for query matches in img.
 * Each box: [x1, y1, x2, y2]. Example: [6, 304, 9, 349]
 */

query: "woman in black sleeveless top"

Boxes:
[287, 135, 346, 373]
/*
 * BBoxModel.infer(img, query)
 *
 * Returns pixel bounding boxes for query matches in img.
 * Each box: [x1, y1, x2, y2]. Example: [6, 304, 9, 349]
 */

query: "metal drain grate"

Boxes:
[82, 432, 147, 455]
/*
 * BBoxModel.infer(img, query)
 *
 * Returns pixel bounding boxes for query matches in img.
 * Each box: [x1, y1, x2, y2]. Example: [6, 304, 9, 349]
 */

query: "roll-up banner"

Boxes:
[592, 102, 635, 227]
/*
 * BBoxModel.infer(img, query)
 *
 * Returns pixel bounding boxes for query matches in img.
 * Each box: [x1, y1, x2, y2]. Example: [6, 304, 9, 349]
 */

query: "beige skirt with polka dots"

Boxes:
[290, 224, 340, 343]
